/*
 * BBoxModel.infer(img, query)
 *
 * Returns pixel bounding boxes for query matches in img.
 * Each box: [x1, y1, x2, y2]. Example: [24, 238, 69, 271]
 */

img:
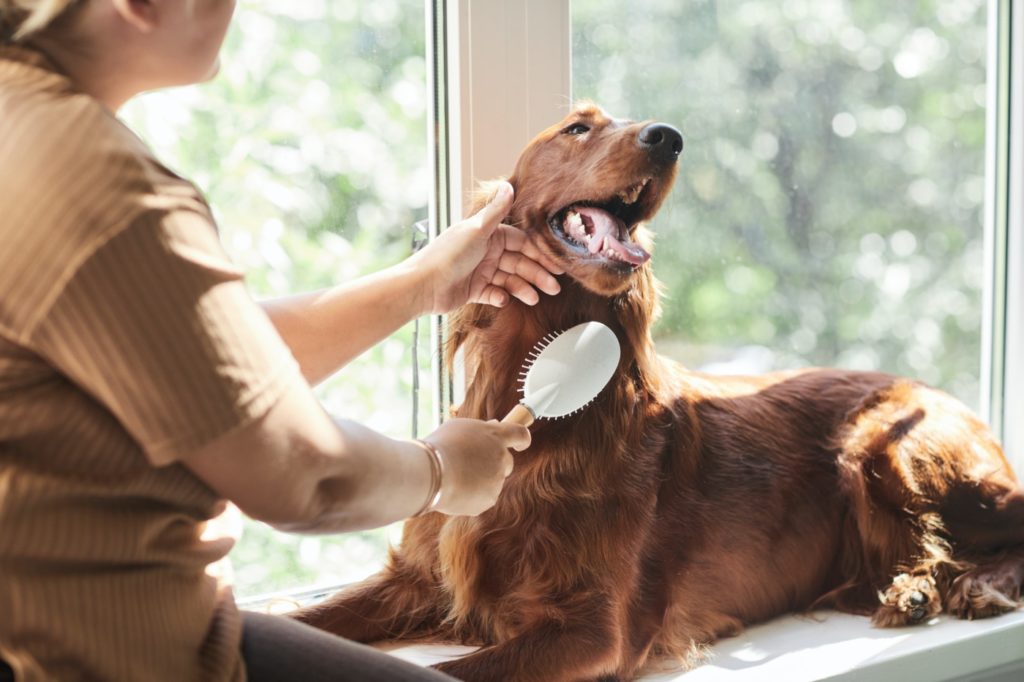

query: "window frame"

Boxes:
[428, 0, 571, 410]
[431, 0, 1024, 679]
[984, 0, 1024, 473]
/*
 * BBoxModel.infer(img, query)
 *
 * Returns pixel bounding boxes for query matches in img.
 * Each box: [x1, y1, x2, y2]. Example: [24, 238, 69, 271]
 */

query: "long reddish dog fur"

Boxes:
[293, 104, 1024, 681]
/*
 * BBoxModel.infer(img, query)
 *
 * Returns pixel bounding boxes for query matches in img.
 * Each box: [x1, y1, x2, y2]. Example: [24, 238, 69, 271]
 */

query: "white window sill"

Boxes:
[379, 609, 1024, 681]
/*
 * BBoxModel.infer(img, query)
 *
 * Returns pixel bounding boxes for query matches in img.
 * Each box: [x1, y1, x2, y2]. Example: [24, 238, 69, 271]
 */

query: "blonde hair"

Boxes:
[1, 0, 80, 41]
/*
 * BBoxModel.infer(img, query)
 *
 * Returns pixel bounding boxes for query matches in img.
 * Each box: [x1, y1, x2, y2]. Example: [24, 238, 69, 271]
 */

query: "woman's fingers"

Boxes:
[489, 271, 540, 306]
[473, 225, 561, 307]
[476, 283, 510, 308]
[496, 225, 565, 275]
[433, 201, 564, 311]
[493, 420, 531, 452]
[497, 250, 561, 296]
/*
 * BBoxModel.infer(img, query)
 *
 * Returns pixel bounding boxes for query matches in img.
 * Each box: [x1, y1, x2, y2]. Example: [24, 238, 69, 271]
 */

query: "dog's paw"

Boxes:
[872, 572, 941, 627]
[947, 569, 1021, 620]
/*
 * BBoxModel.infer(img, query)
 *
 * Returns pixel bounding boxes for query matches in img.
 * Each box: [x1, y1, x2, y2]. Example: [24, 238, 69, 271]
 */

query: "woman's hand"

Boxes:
[411, 181, 564, 314]
[421, 417, 531, 516]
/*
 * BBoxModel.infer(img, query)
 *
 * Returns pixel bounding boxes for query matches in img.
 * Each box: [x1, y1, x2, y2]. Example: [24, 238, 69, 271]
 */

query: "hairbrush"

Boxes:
[503, 321, 621, 426]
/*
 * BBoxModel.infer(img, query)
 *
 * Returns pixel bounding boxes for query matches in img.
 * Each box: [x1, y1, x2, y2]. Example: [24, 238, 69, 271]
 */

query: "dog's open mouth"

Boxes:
[548, 177, 654, 268]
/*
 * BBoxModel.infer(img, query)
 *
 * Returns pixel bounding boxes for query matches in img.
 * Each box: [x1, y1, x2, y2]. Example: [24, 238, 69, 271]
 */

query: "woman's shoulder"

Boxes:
[0, 46, 213, 339]
[1, 45, 202, 208]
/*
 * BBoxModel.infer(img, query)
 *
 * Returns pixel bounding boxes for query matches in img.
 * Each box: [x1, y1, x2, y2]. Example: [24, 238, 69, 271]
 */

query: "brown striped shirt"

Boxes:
[0, 45, 301, 681]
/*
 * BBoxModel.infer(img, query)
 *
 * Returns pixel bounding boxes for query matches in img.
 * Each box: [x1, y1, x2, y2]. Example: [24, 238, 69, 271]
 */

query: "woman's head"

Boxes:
[2, 0, 237, 110]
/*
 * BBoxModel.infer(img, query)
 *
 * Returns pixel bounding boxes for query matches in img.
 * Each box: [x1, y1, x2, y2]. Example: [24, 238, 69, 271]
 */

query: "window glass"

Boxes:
[572, 0, 987, 409]
[123, 0, 428, 598]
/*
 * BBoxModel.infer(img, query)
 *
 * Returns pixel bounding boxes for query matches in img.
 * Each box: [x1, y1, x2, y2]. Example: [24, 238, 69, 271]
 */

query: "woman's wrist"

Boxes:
[413, 439, 445, 516]
[390, 255, 438, 317]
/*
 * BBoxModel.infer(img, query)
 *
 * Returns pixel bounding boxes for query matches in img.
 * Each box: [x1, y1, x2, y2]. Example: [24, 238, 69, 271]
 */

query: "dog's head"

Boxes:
[505, 103, 682, 296]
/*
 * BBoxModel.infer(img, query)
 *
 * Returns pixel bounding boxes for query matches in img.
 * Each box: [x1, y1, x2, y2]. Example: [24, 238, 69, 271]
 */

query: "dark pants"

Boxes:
[241, 611, 457, 682]
[0, 613, 455, 682]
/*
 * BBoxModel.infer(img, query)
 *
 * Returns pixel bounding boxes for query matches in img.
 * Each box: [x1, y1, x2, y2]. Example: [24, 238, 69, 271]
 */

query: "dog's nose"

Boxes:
[638, 123, 683, 163]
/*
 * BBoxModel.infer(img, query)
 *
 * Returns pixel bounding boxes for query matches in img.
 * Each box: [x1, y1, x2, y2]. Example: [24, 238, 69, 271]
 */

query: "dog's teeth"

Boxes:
[619, 180, 646, 205]
[621, 178, 650, 205]
[563, 209, 590, 246]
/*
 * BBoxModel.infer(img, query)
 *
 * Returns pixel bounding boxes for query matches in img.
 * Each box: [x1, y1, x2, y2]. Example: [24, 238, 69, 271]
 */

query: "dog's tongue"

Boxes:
[576, 206, 651, 266]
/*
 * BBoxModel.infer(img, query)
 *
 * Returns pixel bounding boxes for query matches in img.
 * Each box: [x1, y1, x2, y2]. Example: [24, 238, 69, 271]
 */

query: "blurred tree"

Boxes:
[573, 0, 986, 407]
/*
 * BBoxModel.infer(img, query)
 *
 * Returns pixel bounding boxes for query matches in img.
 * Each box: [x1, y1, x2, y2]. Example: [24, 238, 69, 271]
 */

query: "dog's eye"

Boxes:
[562, 123, 590, 136]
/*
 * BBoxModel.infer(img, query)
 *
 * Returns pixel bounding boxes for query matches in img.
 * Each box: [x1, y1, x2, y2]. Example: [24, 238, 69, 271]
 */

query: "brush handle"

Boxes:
[502, 403, 536, 427]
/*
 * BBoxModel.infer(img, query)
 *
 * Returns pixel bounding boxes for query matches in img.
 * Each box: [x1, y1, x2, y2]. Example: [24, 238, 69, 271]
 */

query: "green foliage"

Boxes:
[574, 0, 986, 404]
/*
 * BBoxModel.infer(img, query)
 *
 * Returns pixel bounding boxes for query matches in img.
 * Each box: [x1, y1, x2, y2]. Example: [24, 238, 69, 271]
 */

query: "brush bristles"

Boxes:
[516, 328, 569, 403]
[513, 327, 603, 420]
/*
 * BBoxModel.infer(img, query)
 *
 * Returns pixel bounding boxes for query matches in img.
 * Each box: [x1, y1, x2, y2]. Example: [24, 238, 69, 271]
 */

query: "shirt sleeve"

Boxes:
[29, 204, 303, 466]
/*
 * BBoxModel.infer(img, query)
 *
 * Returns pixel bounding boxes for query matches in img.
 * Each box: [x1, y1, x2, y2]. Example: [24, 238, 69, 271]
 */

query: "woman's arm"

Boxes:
[181, 376, 529, 532]
[260, 183, 562, 385]
[259, 262, 427, 386]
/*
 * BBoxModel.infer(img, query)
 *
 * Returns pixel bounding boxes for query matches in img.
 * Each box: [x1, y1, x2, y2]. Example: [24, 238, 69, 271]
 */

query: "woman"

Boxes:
[0, 1, 563, 680]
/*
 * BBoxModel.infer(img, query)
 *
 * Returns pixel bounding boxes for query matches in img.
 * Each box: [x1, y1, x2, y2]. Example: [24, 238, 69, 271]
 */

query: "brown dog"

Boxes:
[292, 104, 1024, 681]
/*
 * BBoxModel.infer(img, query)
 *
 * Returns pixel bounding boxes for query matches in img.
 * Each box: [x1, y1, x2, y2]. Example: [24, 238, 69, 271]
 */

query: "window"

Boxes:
[431, 0, 1024, 678]
[123, 0, 430, 599]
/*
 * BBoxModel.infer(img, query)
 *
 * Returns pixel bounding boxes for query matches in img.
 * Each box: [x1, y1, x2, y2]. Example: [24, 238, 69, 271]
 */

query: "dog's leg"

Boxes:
[873, 567, 945, 626]
[433, 618, 620, 682]
[837, 382, 1024, 627]
[839, 442, 955, 626]
[947, 548, 1024, 620]
[836, 401, 956, 627]
[290, 570, 445, 643]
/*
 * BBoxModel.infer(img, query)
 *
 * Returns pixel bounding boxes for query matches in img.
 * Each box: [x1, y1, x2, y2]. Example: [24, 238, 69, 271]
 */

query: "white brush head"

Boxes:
[519, 321, 621, 419]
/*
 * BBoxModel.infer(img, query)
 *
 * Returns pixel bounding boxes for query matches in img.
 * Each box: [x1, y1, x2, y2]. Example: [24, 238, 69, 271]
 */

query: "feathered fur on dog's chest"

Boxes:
[438, 360, 677, 642]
